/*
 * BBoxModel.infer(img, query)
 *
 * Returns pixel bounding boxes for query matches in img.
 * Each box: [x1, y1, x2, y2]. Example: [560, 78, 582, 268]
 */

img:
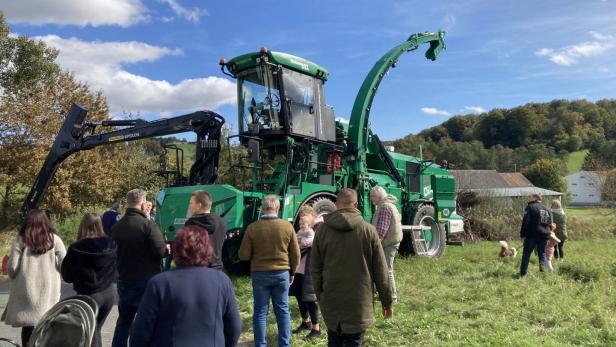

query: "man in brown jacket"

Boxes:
[311, 188, 393, 347]
[238, 195, 300, 347]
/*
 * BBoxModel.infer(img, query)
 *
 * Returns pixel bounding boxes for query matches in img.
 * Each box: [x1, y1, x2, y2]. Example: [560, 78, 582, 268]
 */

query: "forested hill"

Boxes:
[388, 99, 616, 173]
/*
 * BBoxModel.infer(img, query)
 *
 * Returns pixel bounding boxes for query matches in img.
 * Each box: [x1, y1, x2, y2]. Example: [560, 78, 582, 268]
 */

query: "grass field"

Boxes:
[232, 239, 616, 346]
[566, 150, 588, 175]
[1, 204, 613, 345]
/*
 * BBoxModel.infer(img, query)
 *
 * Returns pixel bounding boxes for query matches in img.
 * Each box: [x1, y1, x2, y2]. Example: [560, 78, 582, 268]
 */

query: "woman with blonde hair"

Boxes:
[2, 209, 66, 346]
[550, 199, 568, 260]
[290, 206, 322, 340]
[61, 213, 117, 347]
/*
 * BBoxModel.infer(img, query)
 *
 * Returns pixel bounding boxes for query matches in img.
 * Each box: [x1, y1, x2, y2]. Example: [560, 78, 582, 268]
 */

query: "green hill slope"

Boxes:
[567, 150, 588, 174]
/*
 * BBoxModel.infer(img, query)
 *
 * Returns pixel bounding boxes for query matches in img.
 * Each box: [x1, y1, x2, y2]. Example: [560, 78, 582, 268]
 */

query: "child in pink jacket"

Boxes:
[545, 223, 561, 272]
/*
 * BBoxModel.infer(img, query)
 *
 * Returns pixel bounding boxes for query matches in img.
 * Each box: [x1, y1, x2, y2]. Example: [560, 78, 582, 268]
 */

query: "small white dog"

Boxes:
[499, 240, 517, 258]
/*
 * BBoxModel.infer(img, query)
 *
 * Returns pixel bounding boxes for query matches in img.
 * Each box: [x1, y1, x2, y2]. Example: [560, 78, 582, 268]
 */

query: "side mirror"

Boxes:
[247, 139, 261, 163]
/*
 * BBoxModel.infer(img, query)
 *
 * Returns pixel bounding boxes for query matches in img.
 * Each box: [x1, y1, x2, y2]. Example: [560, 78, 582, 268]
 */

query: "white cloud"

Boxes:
[420, 107, 450, 116]
[1, 0, 147, 27]
[335, 117, 349, 124]
[464, 106, 486, 114]
[36, 35, 236, 114]
[159, 0, 207, 23]
[535, 31, 615, 66]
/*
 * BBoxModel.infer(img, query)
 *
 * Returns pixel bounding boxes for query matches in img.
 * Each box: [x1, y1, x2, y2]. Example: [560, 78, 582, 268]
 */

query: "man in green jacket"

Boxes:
[311, 188, 393, 347]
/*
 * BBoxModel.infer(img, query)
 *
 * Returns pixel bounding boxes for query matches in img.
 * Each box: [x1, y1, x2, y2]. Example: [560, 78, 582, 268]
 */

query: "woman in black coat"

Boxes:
[61, 213, 117, 347]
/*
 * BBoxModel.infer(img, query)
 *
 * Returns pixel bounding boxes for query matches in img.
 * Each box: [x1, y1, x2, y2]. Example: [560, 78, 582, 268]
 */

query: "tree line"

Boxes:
[387, 99, 616, 195]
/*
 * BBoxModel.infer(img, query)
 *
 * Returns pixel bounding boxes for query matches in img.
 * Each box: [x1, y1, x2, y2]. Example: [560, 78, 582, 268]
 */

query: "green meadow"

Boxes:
[233, 239, 616, 346]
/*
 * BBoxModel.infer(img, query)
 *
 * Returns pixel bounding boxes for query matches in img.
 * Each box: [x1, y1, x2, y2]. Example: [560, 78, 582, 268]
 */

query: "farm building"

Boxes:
[449, 170, 563, 203]
[565, 171, 605, 206]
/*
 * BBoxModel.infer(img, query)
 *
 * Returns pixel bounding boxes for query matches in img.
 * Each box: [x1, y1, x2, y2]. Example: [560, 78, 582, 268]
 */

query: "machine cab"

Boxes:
[223, 49, 335, 142]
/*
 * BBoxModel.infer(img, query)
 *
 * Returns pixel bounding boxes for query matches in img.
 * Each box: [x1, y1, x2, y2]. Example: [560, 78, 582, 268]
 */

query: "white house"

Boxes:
[566, 171, 605, 206]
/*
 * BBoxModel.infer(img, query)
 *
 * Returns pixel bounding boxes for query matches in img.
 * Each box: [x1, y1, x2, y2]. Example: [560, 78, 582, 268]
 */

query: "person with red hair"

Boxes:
[129, 225, 241, 347]
[1, 209, 66, 347]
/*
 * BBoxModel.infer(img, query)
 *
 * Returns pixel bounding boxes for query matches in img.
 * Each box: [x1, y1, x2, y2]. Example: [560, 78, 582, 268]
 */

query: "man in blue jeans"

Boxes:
[110, 189, 167, 347]
[239, 195, 300, 347]
[519, 193, 552, 277]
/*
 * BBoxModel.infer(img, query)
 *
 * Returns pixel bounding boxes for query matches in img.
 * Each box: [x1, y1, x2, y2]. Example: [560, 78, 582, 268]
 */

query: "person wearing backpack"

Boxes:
[519, 193, 552, 277]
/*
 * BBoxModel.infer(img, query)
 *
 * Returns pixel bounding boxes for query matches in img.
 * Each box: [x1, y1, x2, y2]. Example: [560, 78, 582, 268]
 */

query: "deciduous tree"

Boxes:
[522, 159, 567, 193]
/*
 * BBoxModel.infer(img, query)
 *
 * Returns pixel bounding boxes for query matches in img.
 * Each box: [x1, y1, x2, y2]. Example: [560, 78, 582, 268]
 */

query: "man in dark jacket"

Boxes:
[311, 188, 393, 347]
[519, 193, 552, 277]
[110, 189, 167, 347]
[185, 190, 227, 270]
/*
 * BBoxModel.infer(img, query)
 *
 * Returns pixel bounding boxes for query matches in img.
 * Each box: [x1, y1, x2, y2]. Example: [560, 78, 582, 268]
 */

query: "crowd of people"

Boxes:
[1, 186, 404, 346]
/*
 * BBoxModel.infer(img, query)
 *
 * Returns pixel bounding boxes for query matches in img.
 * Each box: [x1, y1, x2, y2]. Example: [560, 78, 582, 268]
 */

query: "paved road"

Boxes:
[0, 281, 117, 345]
[0, 281, 253, 346]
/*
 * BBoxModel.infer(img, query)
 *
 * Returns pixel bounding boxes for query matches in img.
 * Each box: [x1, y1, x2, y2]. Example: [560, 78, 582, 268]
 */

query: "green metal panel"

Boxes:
[156, 184, 245, 241]
[430, 174, 456, 222]
[226, 51, 329, 81]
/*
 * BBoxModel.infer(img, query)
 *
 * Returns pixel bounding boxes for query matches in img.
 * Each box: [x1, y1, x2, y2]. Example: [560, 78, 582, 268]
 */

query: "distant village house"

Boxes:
[565, 171, 605, 206]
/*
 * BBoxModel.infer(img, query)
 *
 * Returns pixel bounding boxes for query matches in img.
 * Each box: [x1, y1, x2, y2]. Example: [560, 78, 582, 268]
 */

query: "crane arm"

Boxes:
[347, 30, 446, 170]
[21, 103, 225, 217]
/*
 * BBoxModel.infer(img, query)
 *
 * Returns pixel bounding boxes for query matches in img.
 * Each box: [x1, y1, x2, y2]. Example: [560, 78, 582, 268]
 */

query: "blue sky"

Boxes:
[3, 0, 616, 140]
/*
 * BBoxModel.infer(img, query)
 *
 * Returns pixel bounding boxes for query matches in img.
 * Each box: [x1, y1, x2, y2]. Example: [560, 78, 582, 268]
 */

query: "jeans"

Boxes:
[383, 243, 399, 300]
[519, 238, 548, 276]
[112, 280, 148, 347]
[88, 286, 116, 347]
[252, 270, 291, 347]
[164, 253, 173, 271]
[327, 329, 364, 347]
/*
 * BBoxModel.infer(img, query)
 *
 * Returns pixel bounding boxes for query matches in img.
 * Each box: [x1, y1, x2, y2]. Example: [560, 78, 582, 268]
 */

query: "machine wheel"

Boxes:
[409, 204, 446, 258]
[309, 196, 337, 217]
[294, 195, 337, 230]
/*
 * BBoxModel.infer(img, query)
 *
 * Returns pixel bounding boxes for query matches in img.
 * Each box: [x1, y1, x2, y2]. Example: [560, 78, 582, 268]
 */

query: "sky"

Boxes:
[2, 0, 616, 140]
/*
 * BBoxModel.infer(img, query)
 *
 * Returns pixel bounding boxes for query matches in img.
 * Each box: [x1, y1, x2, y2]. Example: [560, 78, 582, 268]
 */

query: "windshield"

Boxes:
[238, 65, 282, 132]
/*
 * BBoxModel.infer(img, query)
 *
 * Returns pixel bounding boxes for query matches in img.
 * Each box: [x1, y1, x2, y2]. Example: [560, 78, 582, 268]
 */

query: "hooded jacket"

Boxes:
[520, 200, 551, 240]
[61, 236, 117, 294]
[311, 208, 392, 334]
[185, 213, 227, 270]
[551, 208, 568, 241]
[372, 194, 403, 247]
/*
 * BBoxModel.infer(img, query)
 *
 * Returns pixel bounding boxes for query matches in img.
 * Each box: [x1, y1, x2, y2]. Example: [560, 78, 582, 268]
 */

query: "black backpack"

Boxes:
[539, 206, 553, 227]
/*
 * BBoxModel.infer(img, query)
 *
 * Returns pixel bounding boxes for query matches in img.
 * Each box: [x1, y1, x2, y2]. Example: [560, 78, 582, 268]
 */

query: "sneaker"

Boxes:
[292, 322, 310, 334]
[304, 329, 322, 340]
